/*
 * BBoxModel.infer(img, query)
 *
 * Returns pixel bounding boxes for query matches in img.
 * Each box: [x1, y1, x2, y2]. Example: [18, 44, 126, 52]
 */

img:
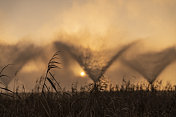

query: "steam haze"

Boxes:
[0, 0, 176, 90]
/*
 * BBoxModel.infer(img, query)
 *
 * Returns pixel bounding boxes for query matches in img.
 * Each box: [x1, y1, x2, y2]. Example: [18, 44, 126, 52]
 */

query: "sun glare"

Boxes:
[80, 71, 85, 77]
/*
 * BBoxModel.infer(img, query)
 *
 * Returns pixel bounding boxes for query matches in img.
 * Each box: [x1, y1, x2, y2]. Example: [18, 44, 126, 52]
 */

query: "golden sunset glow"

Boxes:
[80, 71, 85, 77]
[1, 1, 176, 116]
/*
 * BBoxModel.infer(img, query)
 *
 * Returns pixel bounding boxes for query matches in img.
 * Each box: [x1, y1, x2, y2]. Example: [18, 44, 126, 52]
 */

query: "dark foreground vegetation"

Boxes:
[0, 52, 176, 117]
[1, 83, 176, 117]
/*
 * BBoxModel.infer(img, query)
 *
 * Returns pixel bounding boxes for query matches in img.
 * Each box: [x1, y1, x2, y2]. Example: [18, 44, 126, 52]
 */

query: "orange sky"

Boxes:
[0, 0, 175, 45]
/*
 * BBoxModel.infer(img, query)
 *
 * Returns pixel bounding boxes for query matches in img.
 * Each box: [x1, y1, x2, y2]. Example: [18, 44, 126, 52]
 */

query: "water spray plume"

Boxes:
[0, 42, 45, 87]
[54, 41, 138, 83]
[122, 47, 176, 84]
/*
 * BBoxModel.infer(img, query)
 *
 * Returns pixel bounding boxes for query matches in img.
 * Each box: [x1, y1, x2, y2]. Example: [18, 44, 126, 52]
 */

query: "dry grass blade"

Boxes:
[0, 64, 12, 82]
[0, 87, 14, 93]
[0, 86, 21, 99]
[0, 75, 8, 78]
[0, 64, 13, 74]
[46, 77, 57, 92]
[42, 51, 62, 93]
[49, 71, 62, 90]
[0, 92, 15, 98]
[40, 51, 62, 117]
[0, 64, 21, 99]
[44, 84, 50, 92]
[40, 98, 51, 117]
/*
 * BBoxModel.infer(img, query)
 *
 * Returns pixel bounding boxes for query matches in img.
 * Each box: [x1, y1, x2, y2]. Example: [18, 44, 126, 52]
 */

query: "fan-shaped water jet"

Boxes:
[54, 41, 138, 84]
[122, 46, 176, 89]
[0, 42, 45, 87]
